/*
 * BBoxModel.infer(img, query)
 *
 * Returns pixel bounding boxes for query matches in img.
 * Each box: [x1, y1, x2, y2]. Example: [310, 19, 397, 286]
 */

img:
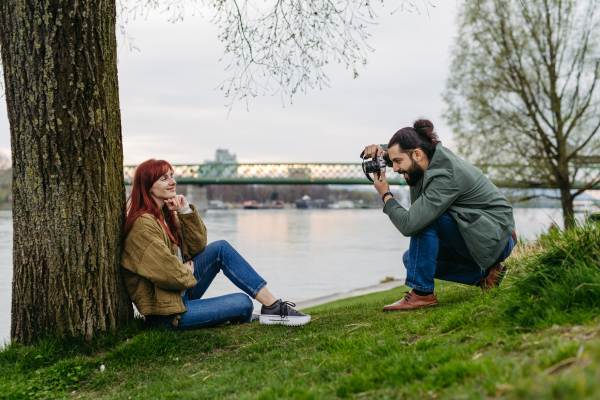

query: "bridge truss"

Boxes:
[123, 162, 600, 189]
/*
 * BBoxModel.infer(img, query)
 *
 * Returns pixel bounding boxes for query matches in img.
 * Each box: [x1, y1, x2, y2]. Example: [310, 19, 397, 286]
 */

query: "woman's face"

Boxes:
[150, 169, 177, 201]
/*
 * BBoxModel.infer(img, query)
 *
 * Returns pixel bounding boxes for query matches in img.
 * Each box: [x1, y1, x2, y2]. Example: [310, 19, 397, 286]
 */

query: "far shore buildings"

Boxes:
[206, 149, 237, 164]
[201, 149, 238, 180]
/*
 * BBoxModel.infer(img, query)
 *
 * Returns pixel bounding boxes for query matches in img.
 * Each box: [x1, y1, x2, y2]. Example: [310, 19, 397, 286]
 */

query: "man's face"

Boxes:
[388, 144, 425, 186]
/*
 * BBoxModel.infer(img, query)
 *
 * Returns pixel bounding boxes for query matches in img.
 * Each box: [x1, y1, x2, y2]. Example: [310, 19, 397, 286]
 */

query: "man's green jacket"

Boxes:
[381, 143, 515, 269]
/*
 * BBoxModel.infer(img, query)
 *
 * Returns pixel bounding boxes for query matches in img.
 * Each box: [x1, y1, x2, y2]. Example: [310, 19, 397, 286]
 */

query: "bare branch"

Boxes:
[572, 173, 600, 196]
[444, 0, 600, 228]
[114, 0, 433, 107]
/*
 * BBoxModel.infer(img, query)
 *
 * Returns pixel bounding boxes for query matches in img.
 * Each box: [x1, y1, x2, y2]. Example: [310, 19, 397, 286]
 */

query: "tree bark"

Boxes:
[560, 186, 575, 231]
[0, 0, 133, 344]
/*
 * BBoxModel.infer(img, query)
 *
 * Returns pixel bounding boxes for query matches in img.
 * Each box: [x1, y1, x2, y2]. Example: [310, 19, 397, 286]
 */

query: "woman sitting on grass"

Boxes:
[120, 159, 310, 329]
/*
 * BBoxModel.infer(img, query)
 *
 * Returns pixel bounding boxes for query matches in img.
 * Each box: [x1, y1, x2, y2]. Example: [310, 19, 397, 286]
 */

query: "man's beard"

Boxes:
[399, 159, 424, 186]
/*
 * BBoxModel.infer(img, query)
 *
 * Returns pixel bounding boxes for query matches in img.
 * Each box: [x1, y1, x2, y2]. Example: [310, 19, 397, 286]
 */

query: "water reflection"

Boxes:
[0, 212, 12, 346]
[0, 208, 566, 343]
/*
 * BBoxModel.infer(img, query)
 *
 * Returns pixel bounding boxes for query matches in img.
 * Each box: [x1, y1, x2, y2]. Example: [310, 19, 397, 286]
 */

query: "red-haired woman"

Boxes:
[121, 159, 310, 329]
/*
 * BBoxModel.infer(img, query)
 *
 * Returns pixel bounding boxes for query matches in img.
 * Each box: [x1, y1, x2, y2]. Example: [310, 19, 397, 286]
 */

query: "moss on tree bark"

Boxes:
[0, 0, 133, 344]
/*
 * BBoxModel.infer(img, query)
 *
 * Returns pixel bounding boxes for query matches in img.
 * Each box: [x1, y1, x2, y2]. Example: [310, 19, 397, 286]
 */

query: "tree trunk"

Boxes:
[560, 186, 575, 231]
[0, 0, 133, 344]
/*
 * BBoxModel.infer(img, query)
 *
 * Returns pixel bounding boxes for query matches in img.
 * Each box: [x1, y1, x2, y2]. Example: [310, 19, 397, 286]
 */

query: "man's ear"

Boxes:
[413, 149, 424, 162]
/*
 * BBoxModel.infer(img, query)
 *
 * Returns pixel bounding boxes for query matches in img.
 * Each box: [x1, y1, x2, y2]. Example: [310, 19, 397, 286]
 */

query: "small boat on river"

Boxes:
[295, 195, 330, 209]
[243, 200, 261, 209]
[243, 200, 285, 209]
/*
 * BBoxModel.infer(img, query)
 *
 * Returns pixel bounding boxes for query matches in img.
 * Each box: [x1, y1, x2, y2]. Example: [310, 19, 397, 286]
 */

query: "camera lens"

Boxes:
[363, 160, 380, 174]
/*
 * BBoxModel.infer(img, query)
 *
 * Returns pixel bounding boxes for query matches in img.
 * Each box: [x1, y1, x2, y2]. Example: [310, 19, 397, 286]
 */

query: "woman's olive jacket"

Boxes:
[121, 205, 207, 316]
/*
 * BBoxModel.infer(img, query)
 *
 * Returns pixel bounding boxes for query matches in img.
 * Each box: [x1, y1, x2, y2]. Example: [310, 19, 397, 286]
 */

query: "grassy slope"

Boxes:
[300, 285, 412, 313]
[2, 228, 600, 399]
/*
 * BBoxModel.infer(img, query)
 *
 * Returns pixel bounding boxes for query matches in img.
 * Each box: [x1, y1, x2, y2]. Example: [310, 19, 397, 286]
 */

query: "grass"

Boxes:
[301, 285, 412, 313]
[502, 222, 600, 328]
[1, 223, 600, 399]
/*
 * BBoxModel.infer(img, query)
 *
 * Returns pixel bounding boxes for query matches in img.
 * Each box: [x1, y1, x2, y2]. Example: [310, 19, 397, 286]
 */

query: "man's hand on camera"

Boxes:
[373, 171, 392, 203]
[364, 144, 387, 159]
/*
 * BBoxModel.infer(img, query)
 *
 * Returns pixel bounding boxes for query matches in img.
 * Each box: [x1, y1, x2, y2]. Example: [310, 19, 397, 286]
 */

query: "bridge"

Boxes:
[123, 162, 600, 189]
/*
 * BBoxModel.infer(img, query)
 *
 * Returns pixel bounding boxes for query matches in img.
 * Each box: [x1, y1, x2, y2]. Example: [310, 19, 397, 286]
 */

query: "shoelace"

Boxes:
[402, 291, 413, 301]
[279, 301, 297, 318]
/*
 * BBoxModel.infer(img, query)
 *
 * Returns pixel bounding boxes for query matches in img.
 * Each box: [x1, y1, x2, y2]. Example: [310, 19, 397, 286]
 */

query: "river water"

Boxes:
[0, 208, 565, 343]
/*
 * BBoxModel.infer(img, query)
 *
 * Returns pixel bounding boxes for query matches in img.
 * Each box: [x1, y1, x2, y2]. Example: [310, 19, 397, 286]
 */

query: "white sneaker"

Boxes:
[259, 300, 311, 326]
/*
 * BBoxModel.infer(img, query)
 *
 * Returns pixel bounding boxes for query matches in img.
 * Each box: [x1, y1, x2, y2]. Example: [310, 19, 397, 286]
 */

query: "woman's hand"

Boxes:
[165, 195, 188, 212]
[183, 260, 194, 274]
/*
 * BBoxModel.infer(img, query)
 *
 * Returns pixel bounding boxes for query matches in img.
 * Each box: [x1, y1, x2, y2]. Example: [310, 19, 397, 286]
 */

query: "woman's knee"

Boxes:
[212, 239, 233, 251]
[230, 293, 253, 312]
[203, 240, 232, 257]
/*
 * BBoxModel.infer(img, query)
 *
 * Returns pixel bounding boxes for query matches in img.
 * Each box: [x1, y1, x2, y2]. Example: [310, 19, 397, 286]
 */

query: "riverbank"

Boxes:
[1, 221, 599, 399]
[1, 208, 573, 342]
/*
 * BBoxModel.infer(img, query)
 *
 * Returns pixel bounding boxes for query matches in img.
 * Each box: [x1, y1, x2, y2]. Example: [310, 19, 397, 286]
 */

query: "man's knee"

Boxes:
[402, 250, 410, 267]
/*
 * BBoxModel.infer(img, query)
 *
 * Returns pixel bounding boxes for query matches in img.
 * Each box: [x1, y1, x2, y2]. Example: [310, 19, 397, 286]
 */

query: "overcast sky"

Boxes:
[0, 1, 460, 165]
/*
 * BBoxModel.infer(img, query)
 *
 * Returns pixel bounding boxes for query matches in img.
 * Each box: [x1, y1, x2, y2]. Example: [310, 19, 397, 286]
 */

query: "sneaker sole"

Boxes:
[259, 315, 311, 326]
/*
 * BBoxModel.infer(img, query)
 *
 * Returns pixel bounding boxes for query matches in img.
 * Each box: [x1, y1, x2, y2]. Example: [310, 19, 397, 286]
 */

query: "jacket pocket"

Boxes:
[454, 211, 501, 244]
[454, 211, 481, 227]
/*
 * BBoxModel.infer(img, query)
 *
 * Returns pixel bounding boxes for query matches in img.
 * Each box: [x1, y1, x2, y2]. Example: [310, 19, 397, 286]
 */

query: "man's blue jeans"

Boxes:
[403, 212, 515, 292]
[146, 240, 267, 330]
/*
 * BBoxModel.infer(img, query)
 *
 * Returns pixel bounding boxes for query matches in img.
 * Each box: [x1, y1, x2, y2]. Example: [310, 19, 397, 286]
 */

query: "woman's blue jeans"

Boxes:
[145, 240, 267, 330]
[403, 212, 515, 292]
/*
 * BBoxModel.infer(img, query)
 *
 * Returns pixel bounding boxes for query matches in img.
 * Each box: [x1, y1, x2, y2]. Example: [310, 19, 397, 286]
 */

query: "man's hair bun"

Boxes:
[387, 118, 440, 161]
[413, 119, 437, 143]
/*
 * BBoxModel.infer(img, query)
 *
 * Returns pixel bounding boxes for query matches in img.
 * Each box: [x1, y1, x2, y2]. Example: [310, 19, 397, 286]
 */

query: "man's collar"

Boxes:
[426, 142, 443, 170]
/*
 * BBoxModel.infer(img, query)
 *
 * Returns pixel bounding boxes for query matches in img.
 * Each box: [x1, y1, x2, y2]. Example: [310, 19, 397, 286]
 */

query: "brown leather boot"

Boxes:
[477, 263, 507, 290]
[477, 231, 515, 291]
[383, 290, 438, 311]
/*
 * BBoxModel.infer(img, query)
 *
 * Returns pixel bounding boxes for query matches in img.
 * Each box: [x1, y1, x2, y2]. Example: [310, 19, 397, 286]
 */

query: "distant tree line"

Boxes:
[206, 185, 378, 204]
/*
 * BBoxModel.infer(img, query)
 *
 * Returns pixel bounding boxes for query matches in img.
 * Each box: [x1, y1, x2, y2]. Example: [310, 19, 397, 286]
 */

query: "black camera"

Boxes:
[360, 150, 387, 182]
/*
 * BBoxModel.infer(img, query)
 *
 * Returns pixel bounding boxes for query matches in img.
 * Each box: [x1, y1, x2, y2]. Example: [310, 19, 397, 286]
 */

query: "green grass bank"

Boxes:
[1, 222, 600, 399]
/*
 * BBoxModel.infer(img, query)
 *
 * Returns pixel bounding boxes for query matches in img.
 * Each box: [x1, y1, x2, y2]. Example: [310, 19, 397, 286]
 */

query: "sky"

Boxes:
[0, 1, 460, 165]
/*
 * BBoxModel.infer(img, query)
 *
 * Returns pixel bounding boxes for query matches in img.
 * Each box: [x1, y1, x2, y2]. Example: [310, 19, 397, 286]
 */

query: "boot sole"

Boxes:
[383, 303, 438, 312]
